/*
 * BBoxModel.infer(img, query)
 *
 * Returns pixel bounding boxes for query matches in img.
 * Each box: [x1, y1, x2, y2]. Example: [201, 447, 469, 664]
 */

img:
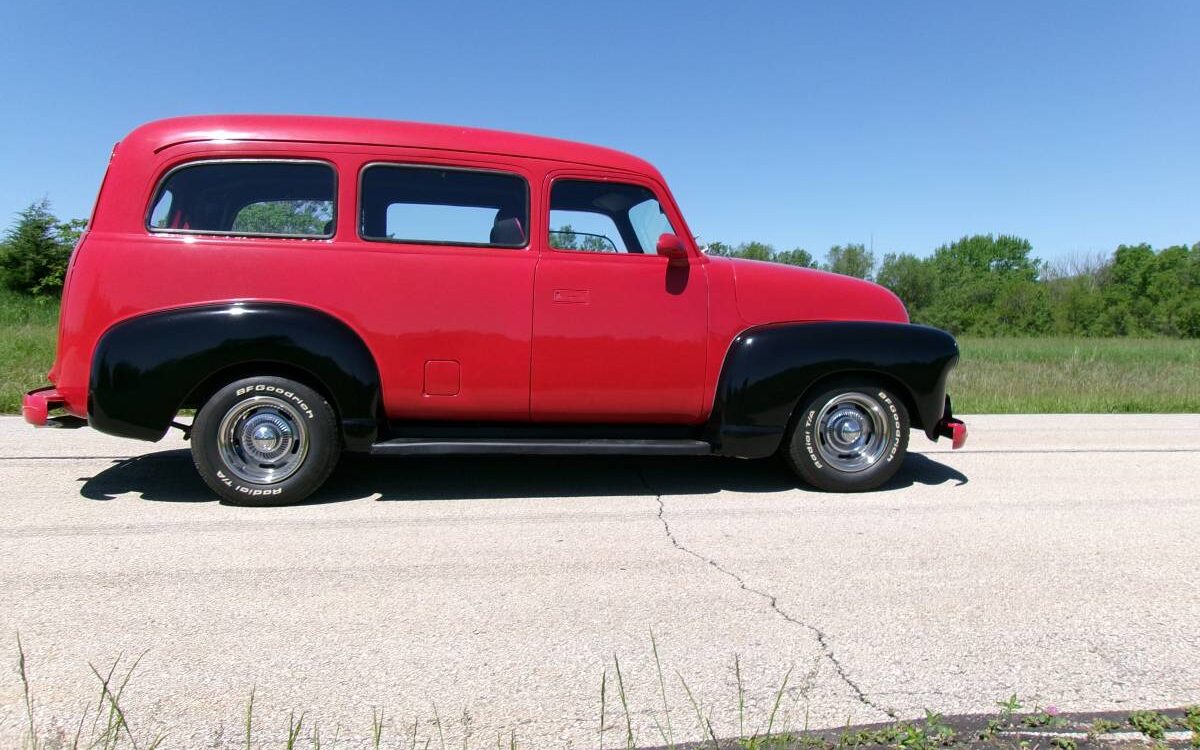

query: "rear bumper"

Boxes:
[933, 396, 967, 449]
[23, 386, 87, 428]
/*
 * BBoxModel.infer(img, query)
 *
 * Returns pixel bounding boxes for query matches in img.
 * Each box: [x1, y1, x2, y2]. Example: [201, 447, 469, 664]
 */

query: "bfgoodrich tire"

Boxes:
[191, 377, 340, 506]
[783, 383, 909, 492]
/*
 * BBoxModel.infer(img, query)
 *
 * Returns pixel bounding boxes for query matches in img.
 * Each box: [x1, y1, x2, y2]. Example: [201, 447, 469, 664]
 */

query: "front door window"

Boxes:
[548, 180, 676, 255]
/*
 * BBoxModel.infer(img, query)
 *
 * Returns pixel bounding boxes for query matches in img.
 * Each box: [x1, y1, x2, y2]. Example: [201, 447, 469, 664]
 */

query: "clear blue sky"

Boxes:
[1, 1, 1197, 261]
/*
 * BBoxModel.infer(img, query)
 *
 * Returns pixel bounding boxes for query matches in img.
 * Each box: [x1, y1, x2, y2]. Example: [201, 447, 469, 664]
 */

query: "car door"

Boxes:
[530, 172, 709, 423]
[353, 157, 537, 420]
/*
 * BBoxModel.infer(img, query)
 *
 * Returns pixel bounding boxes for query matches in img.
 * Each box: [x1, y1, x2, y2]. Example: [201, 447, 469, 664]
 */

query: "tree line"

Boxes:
[706, 235, 1200, 338]
[3, 199, 1198, 337]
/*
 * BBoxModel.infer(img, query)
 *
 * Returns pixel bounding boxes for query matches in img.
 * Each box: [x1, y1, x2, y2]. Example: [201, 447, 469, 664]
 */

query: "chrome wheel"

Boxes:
[813, 392, 892, 473]
[216, 396, 308, 484]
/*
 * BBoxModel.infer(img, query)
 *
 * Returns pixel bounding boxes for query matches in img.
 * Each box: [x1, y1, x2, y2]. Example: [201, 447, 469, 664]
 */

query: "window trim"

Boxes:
[145, 158, 338, 240]
[357, 161, 532, 250]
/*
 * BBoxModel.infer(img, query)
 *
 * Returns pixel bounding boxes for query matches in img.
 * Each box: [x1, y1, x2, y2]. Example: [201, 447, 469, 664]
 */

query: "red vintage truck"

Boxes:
[23, 115, 966, 505]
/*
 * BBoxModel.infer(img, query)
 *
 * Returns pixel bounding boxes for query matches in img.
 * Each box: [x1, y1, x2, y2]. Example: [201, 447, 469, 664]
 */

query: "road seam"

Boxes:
[636, 463, 896, 720]
[920, 448, 1200, 454]
[0, 455, 137, 460]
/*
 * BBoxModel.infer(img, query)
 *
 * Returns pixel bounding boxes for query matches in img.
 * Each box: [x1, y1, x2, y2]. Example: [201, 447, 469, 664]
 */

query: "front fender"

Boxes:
[706, 321, 959, 458]
[89, 303, 382, 450]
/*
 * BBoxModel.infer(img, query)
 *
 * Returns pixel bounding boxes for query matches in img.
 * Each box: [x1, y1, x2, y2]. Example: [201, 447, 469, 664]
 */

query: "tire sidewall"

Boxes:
[192, 377, 339, 505]
[789, 386, 909, 491]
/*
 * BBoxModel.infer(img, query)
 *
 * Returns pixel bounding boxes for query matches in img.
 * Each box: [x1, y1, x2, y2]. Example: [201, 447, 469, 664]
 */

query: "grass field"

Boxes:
[953, 336, 1200, 413]
[0, 290, 58, 414]
[1, 292, 1197, 414]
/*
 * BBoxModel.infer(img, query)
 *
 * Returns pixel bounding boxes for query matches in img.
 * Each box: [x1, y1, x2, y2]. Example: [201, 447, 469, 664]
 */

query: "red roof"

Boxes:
[121, 115, 659, 175]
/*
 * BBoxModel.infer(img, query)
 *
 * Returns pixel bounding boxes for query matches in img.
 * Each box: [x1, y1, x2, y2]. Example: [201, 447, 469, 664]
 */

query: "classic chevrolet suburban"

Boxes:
[23, 115, 966, 505]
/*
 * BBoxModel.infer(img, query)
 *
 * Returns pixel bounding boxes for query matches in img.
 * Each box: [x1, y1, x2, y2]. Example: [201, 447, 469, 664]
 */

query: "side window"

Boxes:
[548, 179, 675, 254]
[147, 161, 335, 238]
[359, 165, 529, 248]
[548, 210, 623, 252]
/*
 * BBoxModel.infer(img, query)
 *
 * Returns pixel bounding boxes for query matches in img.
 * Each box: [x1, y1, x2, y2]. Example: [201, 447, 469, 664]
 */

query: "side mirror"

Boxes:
[656, 233, 689, 266]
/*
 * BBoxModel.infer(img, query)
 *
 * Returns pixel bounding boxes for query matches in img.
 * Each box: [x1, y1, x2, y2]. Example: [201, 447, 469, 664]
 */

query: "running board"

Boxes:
[369, 438, 713, 456]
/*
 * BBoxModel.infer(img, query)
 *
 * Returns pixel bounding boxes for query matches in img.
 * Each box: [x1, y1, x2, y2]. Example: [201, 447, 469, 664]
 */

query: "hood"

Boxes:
[716, 256, 909, 326]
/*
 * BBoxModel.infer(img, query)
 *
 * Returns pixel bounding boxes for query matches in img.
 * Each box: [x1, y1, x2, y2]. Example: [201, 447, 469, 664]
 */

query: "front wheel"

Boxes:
[783, 383, 909, 492]
[191, 377, 341, 506]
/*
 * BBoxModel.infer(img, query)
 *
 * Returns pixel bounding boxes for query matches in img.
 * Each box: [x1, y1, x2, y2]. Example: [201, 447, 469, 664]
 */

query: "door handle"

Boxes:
[553, 289, 590, 304]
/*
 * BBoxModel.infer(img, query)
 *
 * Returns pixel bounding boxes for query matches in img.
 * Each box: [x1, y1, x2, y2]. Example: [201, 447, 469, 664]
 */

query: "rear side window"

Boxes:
[359, 165, 529, 248]
[147, 160, 336, 238]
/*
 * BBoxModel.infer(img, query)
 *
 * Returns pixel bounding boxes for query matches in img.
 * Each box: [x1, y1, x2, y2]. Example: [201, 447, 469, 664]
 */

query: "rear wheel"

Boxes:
[783, 383, 909, 492]
[191, 376, 340, 506]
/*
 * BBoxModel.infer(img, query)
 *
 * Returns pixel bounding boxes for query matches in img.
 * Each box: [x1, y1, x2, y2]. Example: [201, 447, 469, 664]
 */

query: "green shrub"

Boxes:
[0, 199, 79, 298]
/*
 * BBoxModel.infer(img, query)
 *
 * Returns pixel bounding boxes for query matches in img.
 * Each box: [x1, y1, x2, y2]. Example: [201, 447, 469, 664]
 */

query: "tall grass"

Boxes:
[16, 636, 165, 750]
[13, 635, 1200, 750]
[0, 289, 58, 413]
[953, 337, 1200, 413]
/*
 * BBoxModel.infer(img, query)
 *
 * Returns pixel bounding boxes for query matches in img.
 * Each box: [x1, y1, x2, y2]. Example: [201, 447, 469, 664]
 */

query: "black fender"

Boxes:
[89, 302, 382, 450]
[705, 321, 959, 458]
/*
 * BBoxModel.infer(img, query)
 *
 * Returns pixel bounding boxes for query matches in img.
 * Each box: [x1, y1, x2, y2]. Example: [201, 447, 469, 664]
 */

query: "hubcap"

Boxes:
[242, 413, 293, 462]
[217, 396, 308, 484]
[814, 392, 892, 473]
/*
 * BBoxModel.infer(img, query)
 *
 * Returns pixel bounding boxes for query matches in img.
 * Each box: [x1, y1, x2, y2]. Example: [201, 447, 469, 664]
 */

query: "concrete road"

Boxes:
[1, 415, 1198, 748]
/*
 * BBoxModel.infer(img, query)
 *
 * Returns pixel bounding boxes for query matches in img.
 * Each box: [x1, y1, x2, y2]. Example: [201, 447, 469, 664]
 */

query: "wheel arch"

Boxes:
[89, 302, 383, 450]
[182, 360, 341, 417]
[786, 369, 923, 437]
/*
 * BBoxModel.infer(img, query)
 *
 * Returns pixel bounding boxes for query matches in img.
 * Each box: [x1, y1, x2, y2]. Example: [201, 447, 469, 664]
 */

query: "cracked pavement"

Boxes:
[1, 414, 1198, 748]
[651, 486, 895, 720]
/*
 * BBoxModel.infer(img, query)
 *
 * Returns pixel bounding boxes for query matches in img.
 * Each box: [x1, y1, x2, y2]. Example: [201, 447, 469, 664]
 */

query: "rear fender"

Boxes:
[89, 302, 382, 450]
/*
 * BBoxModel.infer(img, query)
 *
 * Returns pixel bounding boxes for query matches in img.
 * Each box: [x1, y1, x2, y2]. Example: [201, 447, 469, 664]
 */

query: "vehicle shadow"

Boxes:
[77, 450, 967, 504]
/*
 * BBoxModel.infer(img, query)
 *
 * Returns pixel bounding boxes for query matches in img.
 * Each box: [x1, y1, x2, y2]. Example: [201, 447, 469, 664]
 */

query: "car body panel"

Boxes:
[53, 141, 543, 423]
[531, 167, 709, 423]
[725, 257, 909, 325]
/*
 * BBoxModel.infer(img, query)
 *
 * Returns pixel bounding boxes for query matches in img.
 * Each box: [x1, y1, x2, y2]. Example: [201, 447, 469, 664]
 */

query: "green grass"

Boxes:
[1, 291, 1197, 415]
[952, 337, 1200, 413]
[0, 289, 58, 414]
